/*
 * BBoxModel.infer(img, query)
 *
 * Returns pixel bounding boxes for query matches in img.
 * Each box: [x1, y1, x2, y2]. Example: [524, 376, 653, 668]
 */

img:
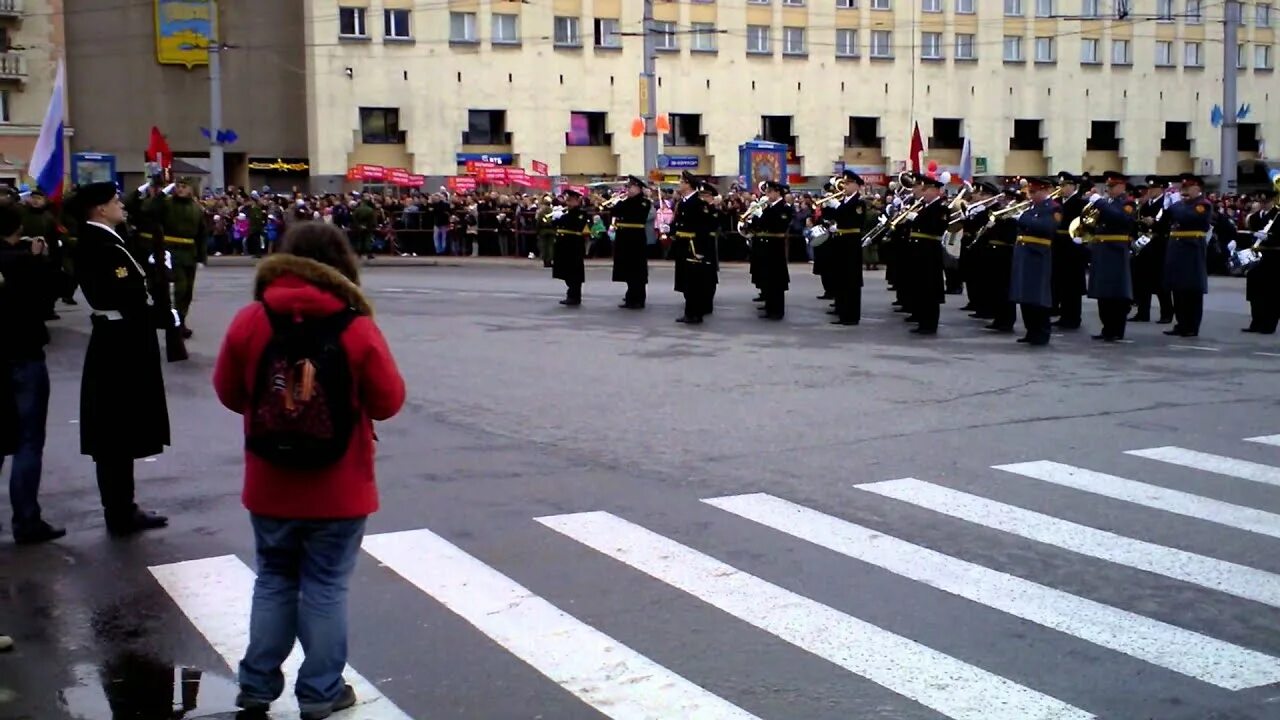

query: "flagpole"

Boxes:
[208, 0, 225, 193]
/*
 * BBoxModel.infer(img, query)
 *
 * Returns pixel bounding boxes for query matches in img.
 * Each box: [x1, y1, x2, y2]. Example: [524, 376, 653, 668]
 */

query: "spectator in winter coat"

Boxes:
[212, 221, 405, 720]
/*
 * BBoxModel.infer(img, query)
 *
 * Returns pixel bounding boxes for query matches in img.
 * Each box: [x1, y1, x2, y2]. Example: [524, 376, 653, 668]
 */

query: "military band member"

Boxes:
[552, 188, 590, 306]
[743, 180, 793, 321]
[904, 175, 948, 335]
[1243, 189, 1279, 334]
[18, 188, 67, 319]
[892, 181, 927, 313]
[812, 180, 836, 301]
[1162, 173, 1213, 337]
[1052, 172, 1086, 330]
[1084, 171, 1137, 341]
[71, 182, 170, 536]
[1132, 176, 1174, 323]
[1011, 177, 1059, 346]
[671, 172, 715, 324]
[825, 170, 867, 325]
[697, 181, 722, 316]
[611, 176, 653, 309]
[981, 186, 1021, 332]
[958, 182, 996, 313]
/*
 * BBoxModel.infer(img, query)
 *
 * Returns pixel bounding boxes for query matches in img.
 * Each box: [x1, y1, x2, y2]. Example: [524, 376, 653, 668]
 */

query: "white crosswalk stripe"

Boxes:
[537, 510, 1095, 720]
[148, 555, 412, 720]
[362, 528, 761, 720]
[1246, 435, 1280, 447]
[1125, 446, 1280, 487]
[856, 477, 1280, 608]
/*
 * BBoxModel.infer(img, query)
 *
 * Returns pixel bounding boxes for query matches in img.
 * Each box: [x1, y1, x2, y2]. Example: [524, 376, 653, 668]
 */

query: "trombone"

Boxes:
[990, 185, 1061, 220]
[815, 176, 848, 206]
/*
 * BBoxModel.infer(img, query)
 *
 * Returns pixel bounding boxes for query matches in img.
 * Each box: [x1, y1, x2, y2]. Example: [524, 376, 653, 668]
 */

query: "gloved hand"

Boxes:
[1088, 193, 1104, 204]
[137, 181, 151, 195]
[170, 309, 182, 329]
[825, 199, 840, 209]
[906, 212, 919, 221]
[1072, 236, 1084, 245]
[1255, 231, 1267, 242]
[162, 183, 177, 195]
[1227, 239, 1238, 253]
[197, 262, 206, 269]
[876, 215, 888, 226]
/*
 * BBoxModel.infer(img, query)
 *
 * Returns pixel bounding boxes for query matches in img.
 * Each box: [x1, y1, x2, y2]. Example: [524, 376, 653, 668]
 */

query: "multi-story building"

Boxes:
[307, 0, 1279, 188]
[0, 0, 67, 188]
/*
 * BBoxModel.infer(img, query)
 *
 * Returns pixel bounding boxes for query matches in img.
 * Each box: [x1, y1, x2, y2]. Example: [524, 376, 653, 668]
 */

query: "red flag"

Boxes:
[146, 126, 172, 168]
[908, 122, 924, 174]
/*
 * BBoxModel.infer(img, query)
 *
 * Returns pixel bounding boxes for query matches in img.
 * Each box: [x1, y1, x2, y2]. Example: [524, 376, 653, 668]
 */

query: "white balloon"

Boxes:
[939, 171, 952, 185]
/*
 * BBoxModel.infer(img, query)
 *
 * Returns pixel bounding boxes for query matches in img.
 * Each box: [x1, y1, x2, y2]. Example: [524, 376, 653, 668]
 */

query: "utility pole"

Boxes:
[641, 0, 658, 178]
[1220, 0, 1238, 195]
[208, 0, 225, 193]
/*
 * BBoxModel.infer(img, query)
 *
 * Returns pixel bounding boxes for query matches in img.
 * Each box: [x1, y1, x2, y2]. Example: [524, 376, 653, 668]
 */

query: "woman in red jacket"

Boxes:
[213, 222, 405, 720]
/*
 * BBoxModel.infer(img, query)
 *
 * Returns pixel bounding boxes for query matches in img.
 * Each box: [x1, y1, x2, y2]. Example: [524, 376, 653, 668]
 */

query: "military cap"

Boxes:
[27, 187, 45, 198]
[72, 181, 119, 213]
[561, 187, 583, 199]
[1126, 183, 1144, 194]
[1055, 171, 1079, 185]
[762, 180, 788, 194]
[1077, 172, 1095, 188]
[1025, 177, 1054, 191]
[698, 181, 719, 196]
[1145, 175, 1166, 189]
[1102, 171, 1127, 186]
[841, 169, 865, 184]
[1178, 172, 1204, 187]
[679, 170, 699, 186]
[626, 174, 648, 189]
[175, 176, 196, 185]
[918, 174, 946, 189]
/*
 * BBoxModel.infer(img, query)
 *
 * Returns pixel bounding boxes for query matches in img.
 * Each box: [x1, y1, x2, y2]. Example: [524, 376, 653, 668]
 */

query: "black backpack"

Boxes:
[246, 304, 357, 469]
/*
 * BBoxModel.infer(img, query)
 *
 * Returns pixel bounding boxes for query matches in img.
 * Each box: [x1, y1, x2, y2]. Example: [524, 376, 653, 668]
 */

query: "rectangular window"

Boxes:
[384, 9, 411, 39]
[1185, 0, 1201, 23]
[1258, 3, 1273, 26]
[837, 0, 857, 7]
[449, 12, 476, 42]
[1004, 0, 1023, 16]
[359, 108, 403, 144]
[1035, 0, 1053, 17]
[464, 110, 508, 145]
[654, 21, 678, 50]
[554, 16, 581, 46]
[1080, 0, 1099, 15]
[846, 117, 881, 148]
[1162, 121, 1192, 152]
[870, 29, 893, 57]
[955, 33, 976, 59]
[922, 0, 942, 12]
[1155, 40, 1173, 66]
[1238, 43, 1248, 68]
[782, 0, 805, 5]
[594, 18, 620, 48]
[1034, 36, 1055, 62]
[747, 0, 769, 4]
[1010, 118, 1044, 151]
[1184, 41, 1202, 66]
[338, 6, 366, 37]
[957, 0, 975, 12]
[1111, 39, 1131, 65]
[1003, 35, 1024, 61]
[566, 111, 609, 146]
[783, 26, 807, 54]
[921, 31, 943, 59]
[491, 14, 518, 44]
[870, 0, 890, 8]
[1080, 37, 1100, 63]
[1087, 120, 1120, 152]
[747, 25, 771, 53]
[930, 118, 964, 149]
[761, 116, 794, 147]
[1156, 0, 1173, 21]
[691, 23, 717, 51]
[664, 114, 705, 146]
[836, 28, 859, 56]
[1257, 45, 1273, 69]
[0, 90, 9, 123]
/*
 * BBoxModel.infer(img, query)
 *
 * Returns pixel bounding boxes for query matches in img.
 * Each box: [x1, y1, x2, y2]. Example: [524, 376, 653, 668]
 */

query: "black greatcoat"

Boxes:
[673, 193, 716, 293]
[74, 222, 171, 459]
[907, 197, 948, 305]
[1246, 211, 1279, 305]
[611, 195, 652, 284]
[749, 199, 793, 292]
[551, 206, 590, 285]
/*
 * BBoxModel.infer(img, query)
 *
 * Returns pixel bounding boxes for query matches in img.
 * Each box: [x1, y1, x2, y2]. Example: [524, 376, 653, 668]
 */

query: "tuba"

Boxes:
[1068, 196, 1103, 241]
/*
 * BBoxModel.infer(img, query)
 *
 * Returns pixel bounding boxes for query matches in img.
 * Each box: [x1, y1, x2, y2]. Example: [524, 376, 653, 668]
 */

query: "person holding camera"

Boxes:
[0, 203, 65, 544]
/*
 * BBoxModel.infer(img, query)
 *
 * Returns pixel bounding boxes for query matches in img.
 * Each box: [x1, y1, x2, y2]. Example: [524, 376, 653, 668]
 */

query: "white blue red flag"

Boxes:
[29, 60, 66, 202]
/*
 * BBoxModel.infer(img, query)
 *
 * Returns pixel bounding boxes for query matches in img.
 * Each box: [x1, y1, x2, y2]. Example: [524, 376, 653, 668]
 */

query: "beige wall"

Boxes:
[0, 0, 67, 183]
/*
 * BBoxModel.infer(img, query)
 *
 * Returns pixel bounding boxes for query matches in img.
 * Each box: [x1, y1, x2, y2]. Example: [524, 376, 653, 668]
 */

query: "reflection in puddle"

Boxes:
[61, 654, 240, 719]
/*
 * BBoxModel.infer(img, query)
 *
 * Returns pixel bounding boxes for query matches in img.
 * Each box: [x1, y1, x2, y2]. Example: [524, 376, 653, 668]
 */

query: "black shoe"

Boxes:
[817, 294, 832, 300]
[1091, 334, 1119, 342]
[180, 326, 193, 340]
[559, 299, 581, 306]
[300, 683, 357, 720]
[1156, 317, 1174, 325]
[958, 304, 975, 312]
[903, 316, 918, 323]
[1242, 327, 1259, 333]
[1016, 336, 1031, 343]
[618, 303, 643, 309]
[13, 521, 66, 545]
[831, 319, 859, 326]
[1130, 314, 1151, 322]
[984, 324, 1014, 332]
[761, 313, 784, 321]
[909, 327, 937, 335]
[106, 510, 169, 537]
[1162, 328, 1184, 336]
[676, 316, 703, 324]
[1052, 321, 1080, 330]
[970, 313, 994, 319]
[752, 295, 764, 302]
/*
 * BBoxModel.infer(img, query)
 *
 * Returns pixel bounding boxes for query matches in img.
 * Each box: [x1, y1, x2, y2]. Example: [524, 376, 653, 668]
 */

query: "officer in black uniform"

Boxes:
[824, 170, 867, 325]
[891, 181, 927, 314]
[812, 180, 836, 301]
[697, 180, 721, 316]
[904, 174, 948, 335]
[1132, 176, 1174, 323]
[981, 186, 1021, 332]
[1052, 172, 1086, 330]
[742, 180, 793, 320]
[1010, 177, 1059, 346]
[958, 181, 996, 313]
[1243, 189, 1278, 334]
[672, 172, 713, 324]
[552, 188, 590, 306]
[611, 176, 653, 309]
[1084, 171, 1137, 341]
[1162, 173, 1213, 337]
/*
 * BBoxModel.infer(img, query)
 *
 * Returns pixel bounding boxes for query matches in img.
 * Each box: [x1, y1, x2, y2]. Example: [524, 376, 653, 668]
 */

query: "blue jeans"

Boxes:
[2, 358, 49, 533]
[433, 226, 449, 255]
[238, 514, 367, 712]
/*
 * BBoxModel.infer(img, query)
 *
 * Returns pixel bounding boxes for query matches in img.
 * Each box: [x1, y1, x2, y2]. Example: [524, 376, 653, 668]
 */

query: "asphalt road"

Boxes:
[2, 260, 1280, 720]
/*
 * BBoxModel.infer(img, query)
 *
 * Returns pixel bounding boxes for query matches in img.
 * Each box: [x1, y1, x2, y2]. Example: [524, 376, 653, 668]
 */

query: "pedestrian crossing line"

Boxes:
[147, 556, 412, 720]
[1246, 435, 1280, 448]
[361, 529, 761, 720]
[1125, 446, 1280, 488]
[995, 461, 1280, 540]
[704, 493, 1280, 691]
[856, 478, 1280, 608]
[537, 511, 1095, 720]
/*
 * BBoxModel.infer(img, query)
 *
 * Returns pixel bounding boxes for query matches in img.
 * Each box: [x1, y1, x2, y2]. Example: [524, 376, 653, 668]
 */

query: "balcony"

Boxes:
[0, 52, 25, 82]
[0, 0, 22, 19]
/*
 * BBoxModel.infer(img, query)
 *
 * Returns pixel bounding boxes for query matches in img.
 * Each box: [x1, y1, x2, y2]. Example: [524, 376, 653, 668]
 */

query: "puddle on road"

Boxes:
[61, 655, 240, 719]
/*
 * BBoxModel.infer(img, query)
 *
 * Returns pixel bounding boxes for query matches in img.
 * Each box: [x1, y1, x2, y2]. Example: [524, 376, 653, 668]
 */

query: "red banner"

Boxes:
[387, 167, 412, 186]
[346, 168, 359, 181]
[530, 160, 548, 176]
[447, 176, 477, 192]
[528, 176, 552, 191]
[507, 168, 530, 186]
[487, 167, 509, 184]
[354, 164, 386, 181]
[465, 160, 496, 175]
[406, 174, 425, 188]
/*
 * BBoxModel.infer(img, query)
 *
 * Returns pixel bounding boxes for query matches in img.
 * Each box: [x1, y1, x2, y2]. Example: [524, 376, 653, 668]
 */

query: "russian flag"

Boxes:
[29, 60, 66, 202]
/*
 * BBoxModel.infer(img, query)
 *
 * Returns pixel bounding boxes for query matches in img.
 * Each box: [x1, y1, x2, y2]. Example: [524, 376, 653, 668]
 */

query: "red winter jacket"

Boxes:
[213, 254, 406, 519]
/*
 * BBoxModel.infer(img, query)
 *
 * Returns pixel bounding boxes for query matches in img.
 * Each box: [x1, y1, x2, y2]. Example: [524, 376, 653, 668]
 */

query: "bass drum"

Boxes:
[808, 225, 830, 248]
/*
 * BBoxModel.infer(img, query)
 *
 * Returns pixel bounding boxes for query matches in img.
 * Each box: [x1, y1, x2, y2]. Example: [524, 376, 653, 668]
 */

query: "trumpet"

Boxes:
[949, 194, 1003, 223]
[991, 187, 1063, 220]
[600, 193, 626, 209]
[815, 176, 848, 206]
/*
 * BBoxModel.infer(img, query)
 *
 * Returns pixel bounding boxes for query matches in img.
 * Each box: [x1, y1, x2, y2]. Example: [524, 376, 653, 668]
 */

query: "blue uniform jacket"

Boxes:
[1087, 196, 1136, 300]
[1010, 199, 1057, 307]
[1163, 195, 1212, 294]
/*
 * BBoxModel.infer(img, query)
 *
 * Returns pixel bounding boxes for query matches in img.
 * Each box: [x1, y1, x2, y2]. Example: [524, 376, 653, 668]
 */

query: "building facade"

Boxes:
[306, 0, 1278, 187]
[0, 0, 67, 188]
[64, 0, 308, 190]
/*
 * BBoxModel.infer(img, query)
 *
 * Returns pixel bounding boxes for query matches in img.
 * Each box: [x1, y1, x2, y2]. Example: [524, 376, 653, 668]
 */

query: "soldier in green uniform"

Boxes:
[158, 177, 207, 338]
[59, 186, 81, 305]
[18, 189, 65, 319]
[351, 195, 377, 260]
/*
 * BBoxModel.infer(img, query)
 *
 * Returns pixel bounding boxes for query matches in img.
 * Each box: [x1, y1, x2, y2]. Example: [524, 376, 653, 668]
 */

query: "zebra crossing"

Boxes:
[148, 434, 1280, 719]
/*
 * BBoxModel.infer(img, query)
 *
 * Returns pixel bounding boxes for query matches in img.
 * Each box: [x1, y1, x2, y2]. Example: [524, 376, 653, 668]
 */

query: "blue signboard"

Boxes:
[658, 154, 700, 170]
[72, 153, 118, 186]
[456, 152, 514, 165]
[738, 141, 788, 189]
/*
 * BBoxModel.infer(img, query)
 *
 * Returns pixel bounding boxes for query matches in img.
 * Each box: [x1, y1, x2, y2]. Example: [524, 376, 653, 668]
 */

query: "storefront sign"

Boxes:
[154, 0, 215, 69]
[456, 153, 514, 165]
[247, 158, 310, 173]
[352, 164, 385, 181]
[406, 174, 425, 188]
[658, 155, 699, 170]
[448, 176, 477, 192]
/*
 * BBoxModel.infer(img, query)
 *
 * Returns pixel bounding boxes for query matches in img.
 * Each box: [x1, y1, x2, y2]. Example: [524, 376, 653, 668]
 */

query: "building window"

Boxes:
[1080, 0, 1099, 16]
[837, 0, 857, 7]
[691, 23, 717, 51]
[1080, 37, 1100, 63]
[921, 31, 942, 59]
[567, 112, 610, 146]
[1185, 0, 1201, 23]
[922, 0, 942, 12]
[761, 116, 794, 147]
[1035, 0, 1053, 17]
[338, 6, 366, 37]
[747, 25, 771, 54]
[359, 108, 403, 144]
[1111, 39, 1131, 65]
[955, 33, 976, 59]
[1087, 120, 1120, 152]
[836, 28, 859, 56]
[1156, 0, 1173, 21]
[957, 0, 975, 12]
[1240, 123, 1261, 152]
[1034, 36, 1055, 62]
[1004, 0, 1023, 16]
[782, 0, 805, 6]
[846, 117, 881, 148]
[1184, 41, 1202, 66]
[1155, 40, 1174, 66]
[747, 0, 769, 4]
[384, 9, 411, 39]
[870, 30, 893, 57]
[594, 18, 620, 48]
[1003, 35, 1024, 61]
[870, 0, 890, 8]
[555, 16, 581, 46]
[1258, 3, 1272, 26]
[930, 119, 964, 149]
[1010, 118, 1044, 151]
[654, 21, 678, 50]
[664, 114, 705, 146]
[449, 12, 476, 42]
[464, 110, 509, 145]
[783, 27, 807, 54]
[1162, 121, 1192, 152]
[1238, 43, 1247, 68]
[492, 14, 519, 44]
[0, 90, 9, 123]
[1256, 45, 1273, 69]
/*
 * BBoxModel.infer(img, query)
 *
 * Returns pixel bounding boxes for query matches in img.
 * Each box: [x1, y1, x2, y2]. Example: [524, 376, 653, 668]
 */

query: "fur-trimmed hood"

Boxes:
[252, 254, 373, 316]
